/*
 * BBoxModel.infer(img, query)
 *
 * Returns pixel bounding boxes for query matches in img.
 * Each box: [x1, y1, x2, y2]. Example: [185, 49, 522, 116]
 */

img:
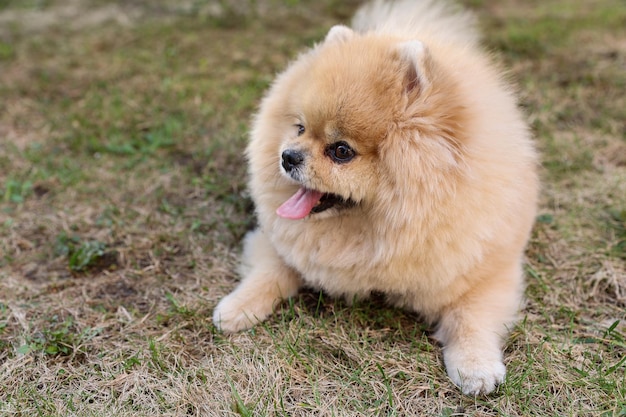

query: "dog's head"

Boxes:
[274, 26, 466, 220]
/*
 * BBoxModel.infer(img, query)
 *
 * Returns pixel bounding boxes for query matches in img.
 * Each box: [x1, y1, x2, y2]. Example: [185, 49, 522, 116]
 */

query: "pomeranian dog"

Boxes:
[213, 0, 538, 395]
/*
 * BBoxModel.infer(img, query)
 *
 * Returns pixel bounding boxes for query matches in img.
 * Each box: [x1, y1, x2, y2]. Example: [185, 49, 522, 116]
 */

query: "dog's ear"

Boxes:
[397, 40, 431, 97]
[325, 25, 354, 44]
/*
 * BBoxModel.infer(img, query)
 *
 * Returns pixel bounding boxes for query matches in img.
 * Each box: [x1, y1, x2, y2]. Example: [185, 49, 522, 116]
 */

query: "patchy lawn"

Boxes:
[1, 0, 625, 415]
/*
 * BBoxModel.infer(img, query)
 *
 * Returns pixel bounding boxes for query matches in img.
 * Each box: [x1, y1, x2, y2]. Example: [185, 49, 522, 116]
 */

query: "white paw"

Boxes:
[212, 292, 272, 333]
[444, 350, 506, 395]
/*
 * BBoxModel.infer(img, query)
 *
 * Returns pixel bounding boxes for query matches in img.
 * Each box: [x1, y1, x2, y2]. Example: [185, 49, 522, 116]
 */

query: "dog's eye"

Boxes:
[326, 141, 355, 163]
[295, 124, 305, 136]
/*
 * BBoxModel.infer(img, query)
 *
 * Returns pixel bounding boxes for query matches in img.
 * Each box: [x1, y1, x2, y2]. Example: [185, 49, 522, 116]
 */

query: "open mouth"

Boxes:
[311, 192, 356, 214]
[276, 187, 357, 220]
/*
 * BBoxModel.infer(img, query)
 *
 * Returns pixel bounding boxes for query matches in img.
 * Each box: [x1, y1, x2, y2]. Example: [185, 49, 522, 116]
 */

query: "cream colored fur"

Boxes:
[213, 0, 539, 396]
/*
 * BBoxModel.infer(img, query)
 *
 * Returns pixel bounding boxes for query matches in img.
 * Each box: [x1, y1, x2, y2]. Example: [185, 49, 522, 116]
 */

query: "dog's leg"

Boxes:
[435, 261, 524, 395]
[213, 229, 302, 333]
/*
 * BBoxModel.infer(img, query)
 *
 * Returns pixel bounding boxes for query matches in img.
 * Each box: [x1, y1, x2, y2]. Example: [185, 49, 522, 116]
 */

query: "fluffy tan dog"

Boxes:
[213, 0, 538, 395]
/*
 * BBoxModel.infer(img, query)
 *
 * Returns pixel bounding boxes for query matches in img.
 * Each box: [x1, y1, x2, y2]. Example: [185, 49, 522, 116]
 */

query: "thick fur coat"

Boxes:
[213, 0, 539, 395]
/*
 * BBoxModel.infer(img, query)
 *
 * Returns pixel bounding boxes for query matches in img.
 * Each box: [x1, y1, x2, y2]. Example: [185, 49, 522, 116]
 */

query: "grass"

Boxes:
[1, 0, 625, 415]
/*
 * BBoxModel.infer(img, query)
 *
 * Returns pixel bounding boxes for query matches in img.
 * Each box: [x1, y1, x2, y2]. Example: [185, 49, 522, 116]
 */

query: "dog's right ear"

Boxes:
[325, 25, 354, 44]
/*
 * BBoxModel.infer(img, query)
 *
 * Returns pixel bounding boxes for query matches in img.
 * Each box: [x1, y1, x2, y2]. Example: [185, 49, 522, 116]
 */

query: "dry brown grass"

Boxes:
[1, 0, 625, 415]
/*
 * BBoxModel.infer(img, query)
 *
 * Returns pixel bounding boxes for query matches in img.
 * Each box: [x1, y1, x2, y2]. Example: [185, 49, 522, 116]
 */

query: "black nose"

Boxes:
[281, 149, 304, 172]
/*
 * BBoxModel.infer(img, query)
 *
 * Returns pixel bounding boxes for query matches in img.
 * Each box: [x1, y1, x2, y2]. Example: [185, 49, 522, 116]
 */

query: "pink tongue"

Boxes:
[276, 188, 324, 220]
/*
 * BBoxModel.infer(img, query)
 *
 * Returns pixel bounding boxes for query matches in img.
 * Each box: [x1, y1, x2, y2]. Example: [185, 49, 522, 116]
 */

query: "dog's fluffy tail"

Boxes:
[352, 0, 478, 45]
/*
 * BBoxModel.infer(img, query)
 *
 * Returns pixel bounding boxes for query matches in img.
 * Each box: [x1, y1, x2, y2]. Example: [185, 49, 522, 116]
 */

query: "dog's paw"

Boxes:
[212, 292, 273, 333]
[444, 349, 506, 395]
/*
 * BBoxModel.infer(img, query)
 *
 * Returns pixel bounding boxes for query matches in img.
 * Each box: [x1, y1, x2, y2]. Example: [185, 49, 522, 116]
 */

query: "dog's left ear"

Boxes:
[325, 25, 354, 44]
[397, 40, 431, 97]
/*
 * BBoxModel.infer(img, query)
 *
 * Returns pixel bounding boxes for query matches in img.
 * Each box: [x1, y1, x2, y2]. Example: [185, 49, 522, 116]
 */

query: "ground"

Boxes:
[0, 0, 625, 416]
